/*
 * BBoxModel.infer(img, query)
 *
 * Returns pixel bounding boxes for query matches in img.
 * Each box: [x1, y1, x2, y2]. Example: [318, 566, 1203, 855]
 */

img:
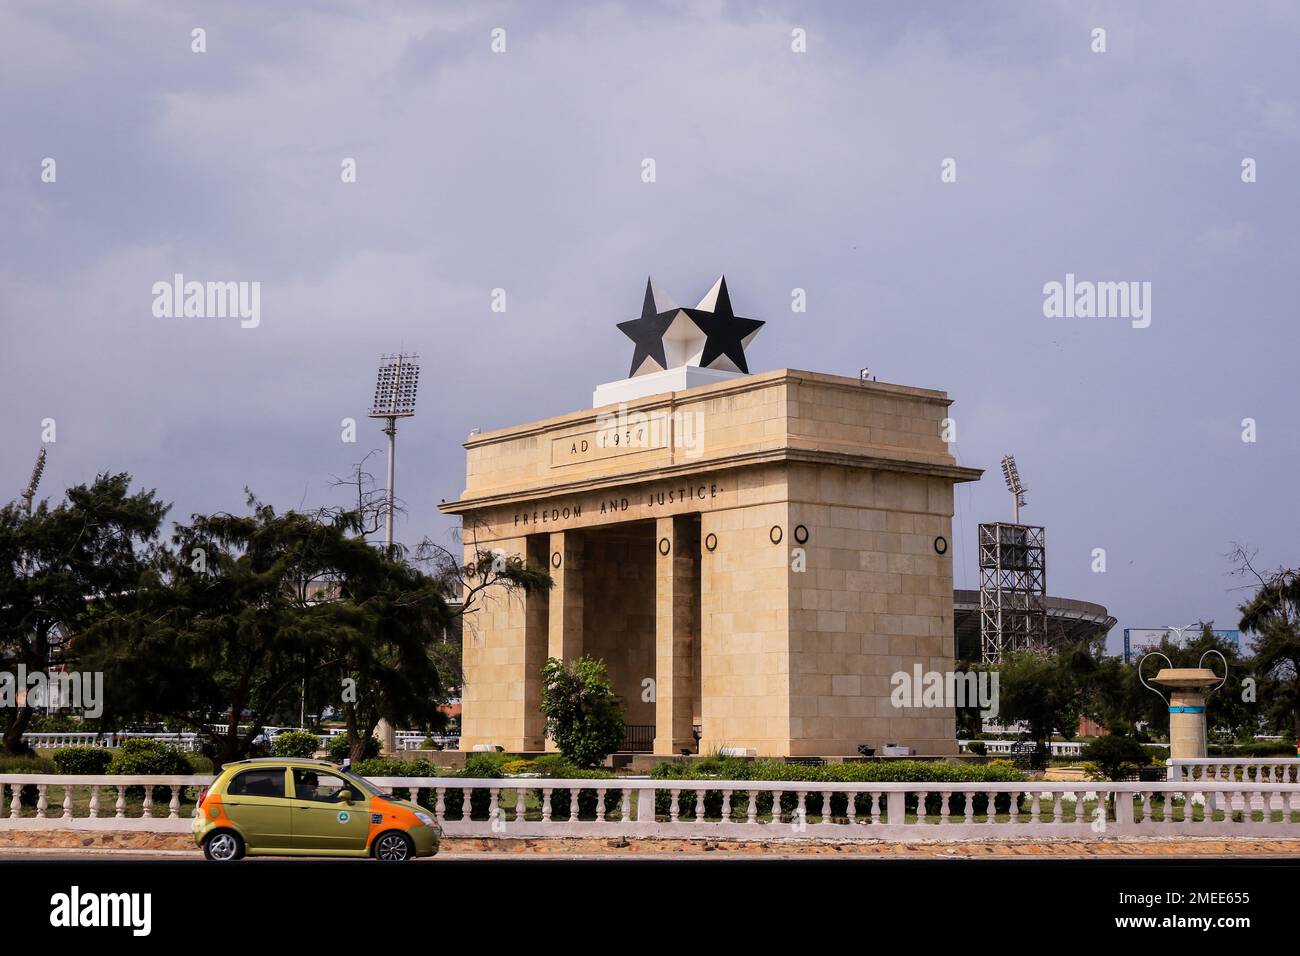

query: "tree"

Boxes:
[540, 656, 625, 768]
[79, 495, 457, 765]
[981, 643, 1098, 759]
[0, 472, 168, 755]
[1082, 734, 1151, 781]
[1231, 545, 1300, 741]
[1087, 625, 1251, 741]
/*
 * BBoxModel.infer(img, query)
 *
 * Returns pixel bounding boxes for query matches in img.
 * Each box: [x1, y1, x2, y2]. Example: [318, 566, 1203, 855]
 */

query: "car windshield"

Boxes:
[339, 770, 385, 798]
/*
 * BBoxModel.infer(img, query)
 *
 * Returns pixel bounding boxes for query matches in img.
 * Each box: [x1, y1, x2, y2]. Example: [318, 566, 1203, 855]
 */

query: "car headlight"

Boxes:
[414, 812, 435, 828]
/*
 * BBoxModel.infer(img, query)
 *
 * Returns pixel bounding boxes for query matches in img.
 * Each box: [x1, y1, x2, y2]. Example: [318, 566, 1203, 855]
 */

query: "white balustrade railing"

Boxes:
[0, 775, 214, 832]
[1168, 758, 1300, 783]
[23, 732, 205, 752]
[366, 777, 1300, 840]
[959, 740, 1093, 757]
[1167, 758, 1300, 812]
[5, 773, 1296, 840]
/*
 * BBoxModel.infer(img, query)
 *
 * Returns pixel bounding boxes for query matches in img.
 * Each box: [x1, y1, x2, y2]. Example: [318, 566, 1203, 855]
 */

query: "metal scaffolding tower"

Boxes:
[978, 522, 1047, 663]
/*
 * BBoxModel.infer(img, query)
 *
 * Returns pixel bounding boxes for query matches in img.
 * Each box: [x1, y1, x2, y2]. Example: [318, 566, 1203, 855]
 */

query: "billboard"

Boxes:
[1123, 627, 1241, 664]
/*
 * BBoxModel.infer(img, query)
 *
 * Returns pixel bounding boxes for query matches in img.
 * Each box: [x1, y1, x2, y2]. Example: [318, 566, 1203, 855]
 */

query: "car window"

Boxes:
[292, 769, 357, 803]
[227, 768, 286, 798]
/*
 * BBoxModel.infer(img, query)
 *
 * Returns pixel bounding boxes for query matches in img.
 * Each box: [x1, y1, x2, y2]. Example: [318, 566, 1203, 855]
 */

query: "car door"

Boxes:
[288, 768, 372, 851]
[222, 767, 293, 849]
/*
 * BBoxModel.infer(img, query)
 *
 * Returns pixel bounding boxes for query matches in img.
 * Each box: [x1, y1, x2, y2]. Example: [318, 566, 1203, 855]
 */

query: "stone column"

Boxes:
[1168, 689, 1209, 760]
[655, 516, 699, 755]
[521, 535, 550, 752]
[375, 718, 396, 755]
[545, 531, 584, 751]
[1152, 668, 1221, 762]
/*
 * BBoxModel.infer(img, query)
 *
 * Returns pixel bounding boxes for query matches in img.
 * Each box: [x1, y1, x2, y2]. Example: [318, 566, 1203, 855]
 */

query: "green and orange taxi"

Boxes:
[193, 757, 440, 861]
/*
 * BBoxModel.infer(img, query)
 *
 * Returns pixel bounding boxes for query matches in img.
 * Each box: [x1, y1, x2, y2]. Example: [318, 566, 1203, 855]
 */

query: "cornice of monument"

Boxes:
[458, 367, 958, 450]
[439, 445, 982, 515]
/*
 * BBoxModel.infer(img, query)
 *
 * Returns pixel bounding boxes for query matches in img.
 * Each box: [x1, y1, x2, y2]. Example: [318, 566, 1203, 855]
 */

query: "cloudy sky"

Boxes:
[2, 0, 1297, 653]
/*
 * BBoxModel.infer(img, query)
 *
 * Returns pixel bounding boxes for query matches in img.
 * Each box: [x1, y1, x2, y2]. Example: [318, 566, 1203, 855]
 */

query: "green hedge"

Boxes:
[50, 746, 114, 775]
[271, 730, 321, 758]
[108, 740, 193, 801]
[648, 757, 1028, 819]
[1208, 741, 1296, 758]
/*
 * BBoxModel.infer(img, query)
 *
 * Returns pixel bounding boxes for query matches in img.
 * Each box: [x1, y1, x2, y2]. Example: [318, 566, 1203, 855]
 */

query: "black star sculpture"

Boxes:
[683, 276, 764, 374]
[616, 278, 680, 377]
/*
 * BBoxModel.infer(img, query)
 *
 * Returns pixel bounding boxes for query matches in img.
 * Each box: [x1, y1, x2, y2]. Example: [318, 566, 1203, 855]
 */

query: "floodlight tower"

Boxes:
[1000, 454, 1027, 523]
[368, 353, 420, 554]
[20, 447, 46, 518]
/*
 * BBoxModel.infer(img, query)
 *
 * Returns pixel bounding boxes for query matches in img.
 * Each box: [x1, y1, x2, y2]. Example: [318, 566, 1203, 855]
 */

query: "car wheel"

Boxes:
[373, 831, 414, 861]
[203, 830, 244, 862]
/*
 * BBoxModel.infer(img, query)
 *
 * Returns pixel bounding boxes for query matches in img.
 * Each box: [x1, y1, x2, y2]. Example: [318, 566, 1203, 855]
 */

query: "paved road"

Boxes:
[5, 847, 1298, 862]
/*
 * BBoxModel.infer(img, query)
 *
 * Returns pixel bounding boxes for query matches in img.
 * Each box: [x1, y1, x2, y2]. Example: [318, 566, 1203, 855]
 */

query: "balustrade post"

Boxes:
[669, 788, 680, 824]
[567, 788, 577, 822]
[142, 788, 154, 818]
[885, 791, 905, 827]
[596, 788, 607, 823]
[721, 790, 732, 823]
[169, 786, 181, 819]
[9, 784, 19, 819]
[434, 787, 446, 822]
[541, 788, 552, 823]
[36, 785, 48, 819]
[516, 787, 527, 823]
[115, 786, 126, 818]
[821, 791, 834, 826]
[62, 785, 74, 820]
[746, 791, 757, 825]
[1114, 790, 1134, 829]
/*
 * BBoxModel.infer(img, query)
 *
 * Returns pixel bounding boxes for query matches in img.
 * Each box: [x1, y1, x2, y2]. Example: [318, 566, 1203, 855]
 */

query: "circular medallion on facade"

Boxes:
[934, 535, 948, 555]
[551, 551, 562, 568]
[770, 525, 783, 544]
[658, 537, 671, 556]
[794, 524, 809, 544]
[705, 533, 717, 552]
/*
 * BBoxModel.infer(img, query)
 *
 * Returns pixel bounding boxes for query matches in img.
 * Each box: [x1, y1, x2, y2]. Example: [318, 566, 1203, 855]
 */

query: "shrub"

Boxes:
[50, 746, 114, 775]
[186, 753, 215, 774]
[327, 734, 381, 763]
[107, 739, 194, 802]
[1208, 740, 1296, 758]
[965, 741, 987, 756]
[107, 739, 192, 776]
[540, 656, 624, 768]
[271, 730, 321, 758]
[647, 758, 1028, 820]
[1081, 735, 1151, 781]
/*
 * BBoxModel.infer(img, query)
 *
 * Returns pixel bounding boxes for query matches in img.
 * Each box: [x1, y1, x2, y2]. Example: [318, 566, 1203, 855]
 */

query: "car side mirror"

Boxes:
[339, 789, 354, 804]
